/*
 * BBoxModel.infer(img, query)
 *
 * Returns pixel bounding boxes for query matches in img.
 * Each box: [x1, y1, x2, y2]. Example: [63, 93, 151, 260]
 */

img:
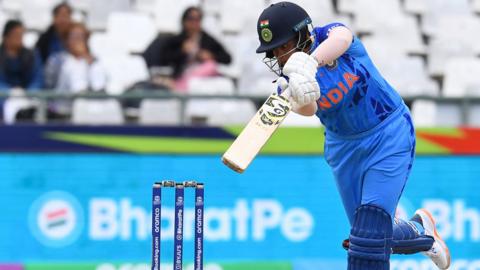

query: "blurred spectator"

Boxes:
[45, 22, 107, 116]
[0, 20, 43, 91]
[150, 7, 231, 91]
[35, 2, 72, 64]
[0, 20, 43, 122]
[142, 33, 174, 70]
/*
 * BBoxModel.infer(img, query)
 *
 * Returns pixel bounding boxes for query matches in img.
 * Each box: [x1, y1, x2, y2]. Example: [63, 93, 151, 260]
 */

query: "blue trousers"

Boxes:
[324, 104, 415, 224]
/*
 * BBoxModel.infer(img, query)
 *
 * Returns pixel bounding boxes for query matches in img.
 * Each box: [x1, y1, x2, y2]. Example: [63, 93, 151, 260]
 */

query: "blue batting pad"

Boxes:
[348, 205, 392, 270]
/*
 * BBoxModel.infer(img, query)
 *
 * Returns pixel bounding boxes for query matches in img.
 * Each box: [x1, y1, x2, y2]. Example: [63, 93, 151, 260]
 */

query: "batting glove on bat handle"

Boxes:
[277, 77, 290, 96]
[281, 87, 292, 99]
[276, 77, 302, 110]
[288, 72, 320, 106]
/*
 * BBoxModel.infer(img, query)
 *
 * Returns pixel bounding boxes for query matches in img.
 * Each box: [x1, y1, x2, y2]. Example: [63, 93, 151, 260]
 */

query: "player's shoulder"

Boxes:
[312, 22, 349, 42]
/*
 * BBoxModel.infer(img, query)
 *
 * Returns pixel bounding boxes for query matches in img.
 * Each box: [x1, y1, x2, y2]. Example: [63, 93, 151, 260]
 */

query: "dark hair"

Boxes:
[2, 19, 23, 38]
[181, 6, 203, 24]
[53, 2, 72, 16]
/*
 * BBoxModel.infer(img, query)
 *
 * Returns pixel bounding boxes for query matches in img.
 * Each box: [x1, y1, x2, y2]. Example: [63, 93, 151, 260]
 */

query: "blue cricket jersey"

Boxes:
[310, 23, 403, 137]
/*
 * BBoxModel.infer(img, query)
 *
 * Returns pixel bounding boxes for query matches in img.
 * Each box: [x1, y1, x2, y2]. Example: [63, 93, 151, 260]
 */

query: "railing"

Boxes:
[1, 91, 480, 125]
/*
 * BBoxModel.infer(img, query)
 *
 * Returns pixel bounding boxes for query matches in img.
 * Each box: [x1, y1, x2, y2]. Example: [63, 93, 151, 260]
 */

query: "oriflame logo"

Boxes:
[29, 191, 84, 247]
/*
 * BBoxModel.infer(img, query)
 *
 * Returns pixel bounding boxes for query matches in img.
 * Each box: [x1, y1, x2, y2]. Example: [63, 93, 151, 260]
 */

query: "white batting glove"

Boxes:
[276, 77, 289, 93]
[288, 72, 320, 107]
[282, 52, 319, 79]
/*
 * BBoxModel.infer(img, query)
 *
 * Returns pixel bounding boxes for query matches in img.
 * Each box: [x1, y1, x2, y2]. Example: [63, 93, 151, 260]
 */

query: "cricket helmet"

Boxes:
[256, 2, 312, 56]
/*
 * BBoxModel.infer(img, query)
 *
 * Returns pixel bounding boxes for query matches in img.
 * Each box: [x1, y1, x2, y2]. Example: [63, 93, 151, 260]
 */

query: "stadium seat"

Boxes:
[0, 11, 10, 44]
[421, 0, 471, 36]
[153, 0, 200, 33]
[220, 0, 267, 33]
[239, 64, 277, 97]
[366, 15, 425, 54]
[86, 0, 130, 30]
[219, 33, 256, 80]
[23, 31, 39, 49]
[69, 0, 92, 12]
[283, 112, 322, 127]
[361, 37, 409, 62]
[106, 12, 156, 53]
[72, 99, 124, 125]
[202, 0, 222, 15]
[353, 0, 405, 34]
[132, 0, 155, 14]
[473, 0, 480, 13]
[20, 0, 60, 31]
[468, 105, 480, 127]
[282, 0, 335, 25]
[411, 100, 462, 127]
[427, 38, 476, 77]
[404, 0, 427, 15]
[443, 58, 480, 98]
[2, 90, 39, 124]
[72, 10, 86, 23]
[187, 77, 235, 95]
[101, 55, 150, 94]
[88, 32, 132, 61]
[230, 31, 277, 96]
[1, 0, 24, 13]
[428, 15, 480, 48]
[139, 99, 182, 125]
[185, 99, 257, 125]
[201, 14, 222, 40]
[361, 38, 436, 97]
[380, 57, 439, 97]
[89, 32, 116, 59]
[246, 76, 278, 97]
[338, 0, 356, 14]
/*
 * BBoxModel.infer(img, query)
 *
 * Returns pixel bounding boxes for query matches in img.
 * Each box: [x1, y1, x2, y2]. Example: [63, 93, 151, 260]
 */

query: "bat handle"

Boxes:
[280, 86, 291, 99]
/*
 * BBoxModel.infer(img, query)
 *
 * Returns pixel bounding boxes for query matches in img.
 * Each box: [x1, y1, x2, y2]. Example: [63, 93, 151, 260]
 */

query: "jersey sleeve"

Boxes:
[312, 23, 368, 59]
[344, 36, 368, 58]
[313, 23, 347, 44]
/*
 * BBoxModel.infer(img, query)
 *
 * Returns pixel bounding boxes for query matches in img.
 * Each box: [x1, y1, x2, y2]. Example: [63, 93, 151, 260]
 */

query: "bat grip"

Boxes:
[280, 87, 291, 99]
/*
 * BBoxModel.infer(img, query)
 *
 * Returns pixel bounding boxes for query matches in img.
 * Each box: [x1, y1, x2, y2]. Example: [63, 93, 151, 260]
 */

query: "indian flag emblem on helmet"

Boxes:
[260, 20, 269, 28]
[261, 28, 273, 42]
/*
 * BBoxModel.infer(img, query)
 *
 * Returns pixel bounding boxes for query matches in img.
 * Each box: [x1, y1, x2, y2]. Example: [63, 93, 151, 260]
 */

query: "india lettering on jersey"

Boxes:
[309, 23, 403, 136]
[317, 72, 360, 110]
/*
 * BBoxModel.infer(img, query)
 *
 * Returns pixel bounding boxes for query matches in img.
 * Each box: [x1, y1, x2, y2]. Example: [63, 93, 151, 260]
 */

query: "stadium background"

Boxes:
[1, 0, 480, 270]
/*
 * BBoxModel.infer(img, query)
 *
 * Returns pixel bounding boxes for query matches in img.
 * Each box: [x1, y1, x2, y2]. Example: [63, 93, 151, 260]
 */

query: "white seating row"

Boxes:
[411, 100, 480, 127]
[69, 98, 480, 127]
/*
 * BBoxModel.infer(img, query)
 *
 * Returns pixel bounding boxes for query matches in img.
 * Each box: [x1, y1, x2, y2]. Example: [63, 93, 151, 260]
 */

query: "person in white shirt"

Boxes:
[45, 22, 107, 116]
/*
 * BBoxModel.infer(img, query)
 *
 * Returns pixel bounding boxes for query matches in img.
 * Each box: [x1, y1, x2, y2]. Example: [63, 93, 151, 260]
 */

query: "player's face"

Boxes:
[273, 38, 297, 67]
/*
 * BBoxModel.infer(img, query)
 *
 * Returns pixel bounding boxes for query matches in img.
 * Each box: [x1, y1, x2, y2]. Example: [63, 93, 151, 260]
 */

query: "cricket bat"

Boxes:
[222, 89, 291, 173]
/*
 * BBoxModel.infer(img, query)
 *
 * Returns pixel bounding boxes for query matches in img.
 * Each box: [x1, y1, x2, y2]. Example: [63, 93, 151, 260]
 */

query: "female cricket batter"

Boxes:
[255, 2, 450, 269]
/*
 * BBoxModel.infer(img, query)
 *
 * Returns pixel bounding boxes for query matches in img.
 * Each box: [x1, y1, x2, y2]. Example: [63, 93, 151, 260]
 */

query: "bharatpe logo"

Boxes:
[28, 191, 84, 247]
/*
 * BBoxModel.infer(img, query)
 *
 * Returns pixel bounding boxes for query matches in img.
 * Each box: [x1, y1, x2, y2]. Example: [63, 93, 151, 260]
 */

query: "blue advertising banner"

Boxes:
[0, 154, 479, 269]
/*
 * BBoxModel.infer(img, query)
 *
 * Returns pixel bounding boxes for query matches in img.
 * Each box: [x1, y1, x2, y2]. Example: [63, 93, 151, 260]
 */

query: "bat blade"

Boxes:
[222, 92, 291, 173]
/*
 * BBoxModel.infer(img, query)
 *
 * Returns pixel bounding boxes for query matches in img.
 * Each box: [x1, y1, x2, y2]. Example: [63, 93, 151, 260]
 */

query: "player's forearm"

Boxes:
[311, 26, 353, 66]
[293, 101, 317, 116]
